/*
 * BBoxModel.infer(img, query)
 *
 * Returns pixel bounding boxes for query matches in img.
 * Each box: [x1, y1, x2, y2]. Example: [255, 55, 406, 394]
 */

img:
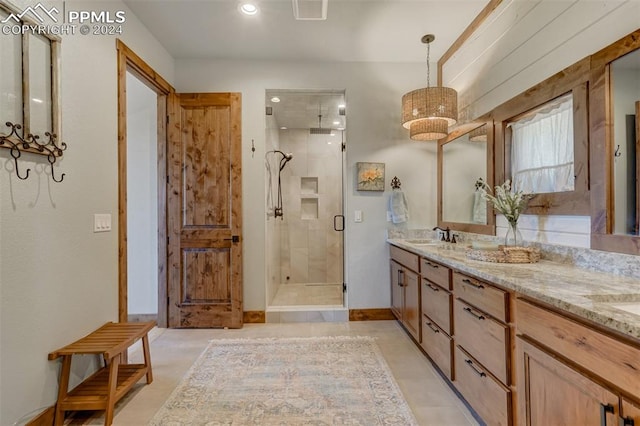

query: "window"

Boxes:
[509, 93, 574, 194]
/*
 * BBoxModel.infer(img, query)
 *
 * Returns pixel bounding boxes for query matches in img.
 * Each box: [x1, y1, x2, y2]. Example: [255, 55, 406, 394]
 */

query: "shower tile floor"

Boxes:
[270, 283, 343, 306]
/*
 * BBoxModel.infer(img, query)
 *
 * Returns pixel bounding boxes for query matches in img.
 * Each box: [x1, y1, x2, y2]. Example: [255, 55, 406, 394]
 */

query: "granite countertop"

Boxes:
[388, 238, 640, 341]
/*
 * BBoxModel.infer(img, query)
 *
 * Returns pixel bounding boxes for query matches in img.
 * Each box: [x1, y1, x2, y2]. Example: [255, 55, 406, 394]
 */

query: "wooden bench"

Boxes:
[48, 321, 155, 426]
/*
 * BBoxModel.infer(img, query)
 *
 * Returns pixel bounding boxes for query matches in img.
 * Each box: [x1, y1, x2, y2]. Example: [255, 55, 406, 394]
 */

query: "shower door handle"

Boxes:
[333, 215, 345, 231]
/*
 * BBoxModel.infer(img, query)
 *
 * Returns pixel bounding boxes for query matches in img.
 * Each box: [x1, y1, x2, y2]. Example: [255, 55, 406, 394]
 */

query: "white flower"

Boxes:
[478, 180, 531, 225]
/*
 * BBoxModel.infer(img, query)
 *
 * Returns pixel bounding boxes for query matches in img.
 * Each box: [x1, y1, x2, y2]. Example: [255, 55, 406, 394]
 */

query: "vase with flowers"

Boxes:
[478, 179, 531, 247]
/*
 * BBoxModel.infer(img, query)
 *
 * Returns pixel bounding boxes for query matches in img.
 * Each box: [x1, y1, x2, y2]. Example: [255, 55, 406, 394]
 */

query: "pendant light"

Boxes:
[402, 34, 458, 141]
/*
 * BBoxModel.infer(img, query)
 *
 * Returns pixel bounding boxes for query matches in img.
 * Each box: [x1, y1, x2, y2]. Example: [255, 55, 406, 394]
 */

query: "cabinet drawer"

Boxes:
[454, 346, 511, 426]
[516, 298, 640, 399]
[390, 245, 419, 272]
[420, 257, 451, 290]
[421, 279, 452, 334]
[455, 299, 509, 384]
[421, 315, 453, 379]
[453, 271, 508, 321]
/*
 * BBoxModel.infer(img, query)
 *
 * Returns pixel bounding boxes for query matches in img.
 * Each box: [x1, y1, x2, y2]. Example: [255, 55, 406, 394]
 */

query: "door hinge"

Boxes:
[166, 115, 169, 124]
[166, 175, 169, 184]
[343, 283, 347, 292]
[167, 296, 170, 306]
[341, 142, 346, 152]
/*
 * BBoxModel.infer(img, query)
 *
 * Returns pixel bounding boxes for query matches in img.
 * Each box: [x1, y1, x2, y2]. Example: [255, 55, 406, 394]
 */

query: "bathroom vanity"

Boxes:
[388, 238, 640, 426]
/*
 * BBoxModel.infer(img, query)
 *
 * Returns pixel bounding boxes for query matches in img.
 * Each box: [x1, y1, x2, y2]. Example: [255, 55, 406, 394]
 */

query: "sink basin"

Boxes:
[584, 294, 640, 317]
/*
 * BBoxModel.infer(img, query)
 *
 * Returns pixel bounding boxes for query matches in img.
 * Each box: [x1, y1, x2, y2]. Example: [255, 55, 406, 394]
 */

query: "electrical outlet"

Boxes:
[94, 214, 112, 233]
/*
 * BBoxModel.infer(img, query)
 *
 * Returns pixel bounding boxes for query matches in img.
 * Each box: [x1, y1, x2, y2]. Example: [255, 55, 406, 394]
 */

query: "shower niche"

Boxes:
[301, 177, 319, 220]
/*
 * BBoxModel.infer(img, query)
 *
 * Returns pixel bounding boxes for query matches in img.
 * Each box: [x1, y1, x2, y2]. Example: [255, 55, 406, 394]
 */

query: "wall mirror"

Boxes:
[438, 121, 495, 235]
[590, 29, 640, 255]
[611, 48, 640, 236]
[493, 60, 590, 216]
[0, 2, 61, 149]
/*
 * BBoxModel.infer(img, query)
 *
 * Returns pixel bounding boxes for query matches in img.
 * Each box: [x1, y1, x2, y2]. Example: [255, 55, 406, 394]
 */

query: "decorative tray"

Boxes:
[466, 246, 541, 264]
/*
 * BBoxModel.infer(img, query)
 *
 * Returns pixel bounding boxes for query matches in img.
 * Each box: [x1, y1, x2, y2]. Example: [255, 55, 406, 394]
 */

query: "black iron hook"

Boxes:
[10, 144, 30, 180]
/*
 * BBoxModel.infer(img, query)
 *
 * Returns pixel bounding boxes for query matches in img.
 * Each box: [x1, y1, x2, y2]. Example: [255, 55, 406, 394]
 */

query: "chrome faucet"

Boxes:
[432, 226, 450, 242]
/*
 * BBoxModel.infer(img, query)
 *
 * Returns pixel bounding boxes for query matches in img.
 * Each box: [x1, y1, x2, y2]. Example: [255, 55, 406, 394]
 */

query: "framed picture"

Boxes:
[356, 162, 385, 191]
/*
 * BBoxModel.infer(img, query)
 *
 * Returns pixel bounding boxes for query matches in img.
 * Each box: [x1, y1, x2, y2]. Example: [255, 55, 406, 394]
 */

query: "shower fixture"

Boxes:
[266, 150, 294, 219]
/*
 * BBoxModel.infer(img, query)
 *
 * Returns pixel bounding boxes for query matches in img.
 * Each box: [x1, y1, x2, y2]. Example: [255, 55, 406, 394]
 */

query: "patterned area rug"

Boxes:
[150, 336, 418, 425]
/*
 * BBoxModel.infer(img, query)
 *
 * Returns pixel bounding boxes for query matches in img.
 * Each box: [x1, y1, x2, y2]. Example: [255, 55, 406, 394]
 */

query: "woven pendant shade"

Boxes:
[402, 86, 458, 129]
[401, 34, 458, 140]
[469, 125, 487, 142]
[409, 118, 448, 141]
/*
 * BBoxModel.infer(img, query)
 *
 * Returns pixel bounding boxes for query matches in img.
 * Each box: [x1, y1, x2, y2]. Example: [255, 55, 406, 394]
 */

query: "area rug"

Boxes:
[150, 336, 418, 425]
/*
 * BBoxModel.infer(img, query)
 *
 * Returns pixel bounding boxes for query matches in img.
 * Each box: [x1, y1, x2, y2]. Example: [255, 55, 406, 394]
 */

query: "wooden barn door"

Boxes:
[167, 93, 243, 328]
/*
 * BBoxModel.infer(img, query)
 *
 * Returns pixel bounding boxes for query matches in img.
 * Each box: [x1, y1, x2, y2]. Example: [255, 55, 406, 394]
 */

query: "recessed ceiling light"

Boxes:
[239, 3, 258, 15]
[280, 126, 287, 130]
[338, 104, 346, 108]
[327, 141, 333, 145]
[270, 96, 281, 103]
[333, 121, 340, 125]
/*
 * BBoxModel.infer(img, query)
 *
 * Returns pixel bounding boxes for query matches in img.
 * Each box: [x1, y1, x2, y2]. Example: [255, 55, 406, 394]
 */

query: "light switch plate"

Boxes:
[94, 214, 112, 232]
[354, 210, 363, 223]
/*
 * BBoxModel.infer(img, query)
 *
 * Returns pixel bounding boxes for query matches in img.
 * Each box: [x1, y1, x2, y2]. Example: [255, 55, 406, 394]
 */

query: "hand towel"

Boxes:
[472, 190, 487, 223]
[390, 189, 409, 224]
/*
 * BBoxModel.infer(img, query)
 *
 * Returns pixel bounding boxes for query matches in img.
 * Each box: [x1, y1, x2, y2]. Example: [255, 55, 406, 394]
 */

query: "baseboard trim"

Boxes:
[127, 313, 157, 323]
[243, 311, 265, 323]
[349, 308, 395, 321]
[25, 405, 55, 426]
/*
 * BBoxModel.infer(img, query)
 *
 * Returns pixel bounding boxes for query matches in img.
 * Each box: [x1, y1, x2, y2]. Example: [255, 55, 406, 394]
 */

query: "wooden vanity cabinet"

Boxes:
[516, 298, 640, 426]
[389, 246, 421, 342]
[420, 259, 453, 379]
[453, 271, 512, 425]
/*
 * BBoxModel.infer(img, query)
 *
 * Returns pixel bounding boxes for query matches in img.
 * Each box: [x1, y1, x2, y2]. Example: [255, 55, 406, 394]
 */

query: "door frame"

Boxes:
[116, 40, 174, 327]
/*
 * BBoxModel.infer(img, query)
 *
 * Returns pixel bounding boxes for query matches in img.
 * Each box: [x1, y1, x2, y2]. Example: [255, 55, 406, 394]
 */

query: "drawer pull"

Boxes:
[600, 403, 614, 426]
[620, 417, 635, 426]
[462, 278, 484, 289]
[425, 282, 440, 292]
[425, 321, 440, 333]
[463, 306, 485, 321]
[425, 261, 439, 269]
[398, 270, 404, 287]
[464, 359, 486, 377]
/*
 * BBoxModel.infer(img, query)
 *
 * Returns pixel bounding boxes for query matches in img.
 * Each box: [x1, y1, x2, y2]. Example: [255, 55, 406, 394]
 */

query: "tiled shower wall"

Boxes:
[278, 130, 343, 285]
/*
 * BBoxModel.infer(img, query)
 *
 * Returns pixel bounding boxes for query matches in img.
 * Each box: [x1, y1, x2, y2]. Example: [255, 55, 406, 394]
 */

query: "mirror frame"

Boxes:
[492, 60, 591, 216]
[590, 29, 640, 255]
[437, 121, 495, 235]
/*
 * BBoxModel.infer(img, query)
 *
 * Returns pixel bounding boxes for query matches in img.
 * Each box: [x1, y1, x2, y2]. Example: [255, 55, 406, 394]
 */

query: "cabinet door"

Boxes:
[403, 268, 420, 341]
[390, 261, 403, 320]
[517, 337, 618, 426]
[621, 398, 640, 426]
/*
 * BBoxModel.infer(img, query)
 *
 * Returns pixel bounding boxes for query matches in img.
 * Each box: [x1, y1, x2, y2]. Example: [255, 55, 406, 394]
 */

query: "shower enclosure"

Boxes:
[265, 89, 346, 313]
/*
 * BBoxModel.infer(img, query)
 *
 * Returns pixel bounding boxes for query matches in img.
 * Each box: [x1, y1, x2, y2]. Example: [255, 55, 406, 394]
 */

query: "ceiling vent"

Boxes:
[292, 0, 327, 20]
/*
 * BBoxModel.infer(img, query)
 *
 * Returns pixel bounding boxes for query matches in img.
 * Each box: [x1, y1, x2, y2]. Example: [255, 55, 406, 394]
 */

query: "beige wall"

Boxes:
[175, 59, 438, 311]
[0, 1, 174, 423]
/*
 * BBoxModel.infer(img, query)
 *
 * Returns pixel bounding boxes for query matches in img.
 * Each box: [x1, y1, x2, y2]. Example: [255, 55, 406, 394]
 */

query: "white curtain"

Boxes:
[510, 94, 574, 194]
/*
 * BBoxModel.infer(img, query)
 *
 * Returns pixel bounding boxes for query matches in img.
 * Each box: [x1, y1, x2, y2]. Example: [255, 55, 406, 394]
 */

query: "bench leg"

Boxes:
[142, 334, 153, 384]
[54, 355, 72, 426]
[104, 354, 120, 426]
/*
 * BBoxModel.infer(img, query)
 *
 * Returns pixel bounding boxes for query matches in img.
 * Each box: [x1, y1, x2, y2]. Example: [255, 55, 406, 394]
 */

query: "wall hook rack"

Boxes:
[390, 176, 401, 189]
[0, 121, 67, 182]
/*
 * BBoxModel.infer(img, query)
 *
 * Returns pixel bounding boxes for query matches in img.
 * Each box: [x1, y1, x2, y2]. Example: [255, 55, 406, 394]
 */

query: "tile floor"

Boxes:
[270, 283, 343, 306]
[69, 321, 480, 426]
